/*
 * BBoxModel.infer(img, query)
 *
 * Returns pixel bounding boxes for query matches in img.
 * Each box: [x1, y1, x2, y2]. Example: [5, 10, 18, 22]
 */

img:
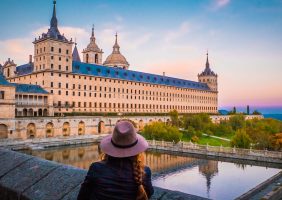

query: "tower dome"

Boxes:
[103, 33, 129, 69]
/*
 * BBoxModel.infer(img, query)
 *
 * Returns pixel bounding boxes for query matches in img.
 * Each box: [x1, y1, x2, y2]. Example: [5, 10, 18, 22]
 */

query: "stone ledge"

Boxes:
[0, 149, 209, 200]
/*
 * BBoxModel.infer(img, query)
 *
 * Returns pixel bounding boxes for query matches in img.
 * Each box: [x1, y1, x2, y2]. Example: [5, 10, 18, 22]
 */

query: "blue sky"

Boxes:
[0, 0, 282, 108]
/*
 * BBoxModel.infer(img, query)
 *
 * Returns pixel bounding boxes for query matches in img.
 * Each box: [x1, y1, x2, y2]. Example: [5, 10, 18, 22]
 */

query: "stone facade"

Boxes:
[1, 1, 218, 117]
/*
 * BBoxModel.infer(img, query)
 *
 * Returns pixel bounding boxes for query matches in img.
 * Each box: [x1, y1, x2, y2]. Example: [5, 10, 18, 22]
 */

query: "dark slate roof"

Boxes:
[72, 61, 211, 91]
[0, 73, 48, 94]
[11, 83, 49, 94]
[199, 54, 216, 76]
[0, 74, 12, 86]
[16, 63, 34, 76]
[33, 0, 71, 44]
[72, 44, 81, 62]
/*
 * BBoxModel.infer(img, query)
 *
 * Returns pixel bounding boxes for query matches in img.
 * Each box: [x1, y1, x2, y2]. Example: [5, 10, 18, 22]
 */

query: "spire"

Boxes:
[206, 50, 210, 69]
[72, 41, 81, 62]
[50, 0, 58, 28]
[90, 25, 96, 43]
[113, 32, 120, 53]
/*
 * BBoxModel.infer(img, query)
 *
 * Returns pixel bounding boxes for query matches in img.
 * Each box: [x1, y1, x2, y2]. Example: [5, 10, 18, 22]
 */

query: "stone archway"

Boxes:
[78, 121, 85, 135]
[0, 124, 8, 139]
[27, 123, 36, 139]
[158, 119, 163, 122]
[38, 109, 43, 116]
[62, 122, 70, 136]
[23, 108, 27, 117]
[28, 108, 33, 117]
[98, 121, 105, 134]
[43, 109, 48, 116]
[45, 122, 54, 138]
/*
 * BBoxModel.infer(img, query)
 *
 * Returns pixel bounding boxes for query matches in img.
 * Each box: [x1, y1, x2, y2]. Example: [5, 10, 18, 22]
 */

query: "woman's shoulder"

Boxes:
[144, 166, 152, 176]
[89, 161, 107, 171]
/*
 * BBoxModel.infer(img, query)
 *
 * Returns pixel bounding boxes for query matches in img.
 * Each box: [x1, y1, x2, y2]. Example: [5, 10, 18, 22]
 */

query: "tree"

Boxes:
[233, 107, 237, 114]
[247, 105, 250, 115]
[231, 129, 251, 148]
[252, 110, 261, 115]
[142, 122, 182, 142]
[229, 114, 245, 131]
[169, 110, 179, 127]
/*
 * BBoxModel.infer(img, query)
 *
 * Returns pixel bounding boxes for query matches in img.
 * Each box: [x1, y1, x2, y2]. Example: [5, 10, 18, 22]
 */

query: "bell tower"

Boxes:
[2, 58, 17, 78]
[33, 0, 73, 72]
[82, 25, 103, 64]
[198, 52, 218, 91]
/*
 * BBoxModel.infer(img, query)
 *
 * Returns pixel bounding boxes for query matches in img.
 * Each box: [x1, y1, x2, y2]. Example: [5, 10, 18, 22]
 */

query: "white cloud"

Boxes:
[214, 0, 230, 8]
[164, 21, 190, 43]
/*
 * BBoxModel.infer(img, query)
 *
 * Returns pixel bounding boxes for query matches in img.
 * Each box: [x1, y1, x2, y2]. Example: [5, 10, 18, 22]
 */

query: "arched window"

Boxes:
[95, 54, 98, 63]
[86, 54, 89, 63]
[7, 68, 10, 77]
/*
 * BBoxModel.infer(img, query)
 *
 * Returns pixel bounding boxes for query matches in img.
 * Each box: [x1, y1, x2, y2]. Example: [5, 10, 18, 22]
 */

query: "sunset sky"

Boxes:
[0, 0, 281, 109]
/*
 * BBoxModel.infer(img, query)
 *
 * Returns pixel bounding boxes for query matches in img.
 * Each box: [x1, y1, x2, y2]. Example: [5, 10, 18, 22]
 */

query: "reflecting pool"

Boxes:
[21, 144, 281, 200]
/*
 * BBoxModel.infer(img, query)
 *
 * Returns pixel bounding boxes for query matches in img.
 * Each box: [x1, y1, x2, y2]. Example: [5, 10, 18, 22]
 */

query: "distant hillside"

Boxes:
[218, 110, 229, 115]
[263, 114, 282, 121]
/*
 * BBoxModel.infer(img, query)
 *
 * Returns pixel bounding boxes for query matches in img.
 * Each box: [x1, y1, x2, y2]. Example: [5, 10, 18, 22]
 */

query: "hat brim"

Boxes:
[100, 133, 148, 158]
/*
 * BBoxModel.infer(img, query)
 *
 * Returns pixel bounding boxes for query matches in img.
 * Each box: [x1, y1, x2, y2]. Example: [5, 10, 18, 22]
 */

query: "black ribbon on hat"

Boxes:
[111, 139, 138, 149]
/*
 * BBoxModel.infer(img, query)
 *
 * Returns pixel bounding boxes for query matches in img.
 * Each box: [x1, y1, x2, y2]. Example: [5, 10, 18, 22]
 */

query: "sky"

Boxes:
[0, 0, 282, 109]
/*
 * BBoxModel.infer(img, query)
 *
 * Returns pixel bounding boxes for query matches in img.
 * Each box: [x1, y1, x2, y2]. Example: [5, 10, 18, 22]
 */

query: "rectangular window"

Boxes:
[51, 47, 54, 52]
[66, 83, 68, 88]
[0, 91, 4, 99]
[51, 82, 53, 87]
[73, 84, 75, 89]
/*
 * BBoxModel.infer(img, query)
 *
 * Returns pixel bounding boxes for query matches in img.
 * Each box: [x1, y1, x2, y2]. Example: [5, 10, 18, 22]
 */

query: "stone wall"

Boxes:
[0, 116, 169, 140]
[0, 148, 209, 200]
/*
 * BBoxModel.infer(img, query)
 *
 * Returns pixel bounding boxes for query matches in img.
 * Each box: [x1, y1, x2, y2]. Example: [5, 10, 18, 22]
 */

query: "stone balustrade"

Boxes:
[147, 140, 282, 164]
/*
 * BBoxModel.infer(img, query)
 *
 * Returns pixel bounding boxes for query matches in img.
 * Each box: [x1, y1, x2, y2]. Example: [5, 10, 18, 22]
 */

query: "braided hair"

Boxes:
[133, 153, 148, 200]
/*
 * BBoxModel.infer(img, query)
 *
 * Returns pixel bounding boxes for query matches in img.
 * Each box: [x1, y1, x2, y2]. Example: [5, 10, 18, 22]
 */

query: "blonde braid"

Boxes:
[133, 153, 148, 200]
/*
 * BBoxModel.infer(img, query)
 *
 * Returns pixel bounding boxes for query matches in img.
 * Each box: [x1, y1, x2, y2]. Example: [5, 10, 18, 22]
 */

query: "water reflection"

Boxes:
[22, 144, 281, 200]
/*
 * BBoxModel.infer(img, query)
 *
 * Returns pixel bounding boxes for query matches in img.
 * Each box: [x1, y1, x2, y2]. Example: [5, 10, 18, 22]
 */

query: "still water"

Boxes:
[22, 144, 281, 200]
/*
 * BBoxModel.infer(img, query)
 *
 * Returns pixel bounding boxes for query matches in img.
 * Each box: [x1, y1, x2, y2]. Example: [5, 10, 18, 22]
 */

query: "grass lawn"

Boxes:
[197, 136, 231, 147]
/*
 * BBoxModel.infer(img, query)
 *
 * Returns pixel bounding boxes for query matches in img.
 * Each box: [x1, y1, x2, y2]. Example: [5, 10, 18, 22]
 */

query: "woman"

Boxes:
[77, 120, 154, 200]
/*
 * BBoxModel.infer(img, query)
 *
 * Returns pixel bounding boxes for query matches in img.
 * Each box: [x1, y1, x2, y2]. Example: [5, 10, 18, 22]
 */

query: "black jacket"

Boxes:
[77, 156, 154, 200]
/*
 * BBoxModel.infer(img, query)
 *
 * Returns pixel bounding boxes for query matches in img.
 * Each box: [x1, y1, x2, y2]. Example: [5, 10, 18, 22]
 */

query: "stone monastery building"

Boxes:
[0, 0, 218, 118]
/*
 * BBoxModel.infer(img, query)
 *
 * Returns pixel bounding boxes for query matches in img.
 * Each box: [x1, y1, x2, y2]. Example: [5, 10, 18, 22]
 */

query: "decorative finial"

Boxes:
[115, 32, 118, 43]
[75, 37, 77, 46]
[53, 0, 56, 5]
[206, 49, 210, 68]
[92, 24, 94, 37]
